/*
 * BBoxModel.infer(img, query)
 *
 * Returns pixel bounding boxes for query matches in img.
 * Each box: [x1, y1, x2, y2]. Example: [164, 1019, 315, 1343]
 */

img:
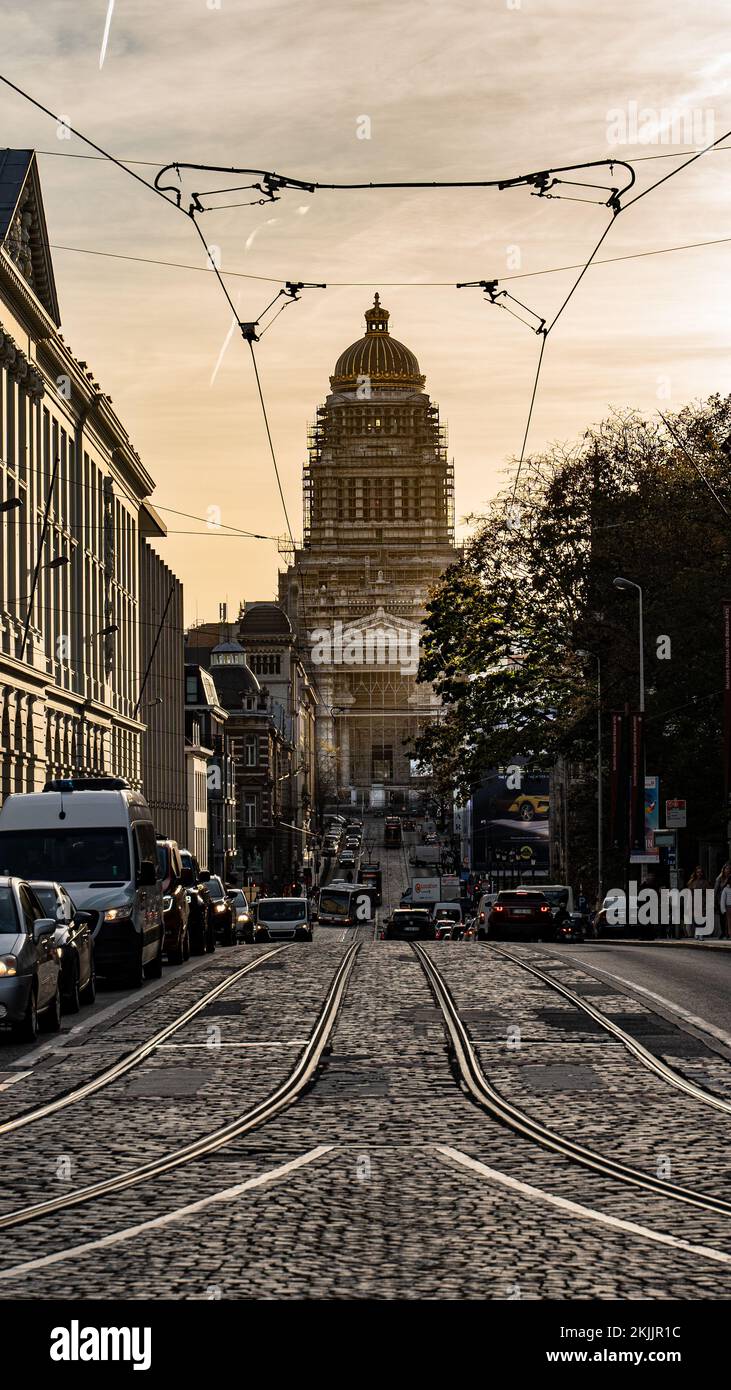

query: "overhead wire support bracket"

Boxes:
[457, 279, 546, 334]
[153, 157, 636, 214]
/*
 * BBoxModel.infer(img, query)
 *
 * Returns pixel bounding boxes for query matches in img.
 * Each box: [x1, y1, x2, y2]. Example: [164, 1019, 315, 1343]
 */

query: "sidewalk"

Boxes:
[606, 937, 731, 952]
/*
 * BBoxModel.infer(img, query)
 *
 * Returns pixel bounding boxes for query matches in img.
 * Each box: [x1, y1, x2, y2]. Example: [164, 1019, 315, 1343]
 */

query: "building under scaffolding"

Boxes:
[280, 294, 459, 809]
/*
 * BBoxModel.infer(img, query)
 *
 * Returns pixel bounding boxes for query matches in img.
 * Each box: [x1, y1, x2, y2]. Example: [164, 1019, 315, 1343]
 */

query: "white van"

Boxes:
[0, 778, 163, 986]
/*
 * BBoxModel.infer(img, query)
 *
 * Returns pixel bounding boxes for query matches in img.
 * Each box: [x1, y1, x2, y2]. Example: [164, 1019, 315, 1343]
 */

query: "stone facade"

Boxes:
[280, 294, 458, 809]
[0, 149, 183, 806]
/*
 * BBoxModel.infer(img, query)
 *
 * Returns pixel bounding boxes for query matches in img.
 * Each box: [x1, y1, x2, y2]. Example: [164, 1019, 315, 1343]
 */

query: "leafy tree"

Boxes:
[415, 396, 731, 887]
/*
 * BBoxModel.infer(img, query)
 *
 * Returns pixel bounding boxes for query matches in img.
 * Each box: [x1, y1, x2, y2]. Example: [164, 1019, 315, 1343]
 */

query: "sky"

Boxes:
[1, 0, 729, 623]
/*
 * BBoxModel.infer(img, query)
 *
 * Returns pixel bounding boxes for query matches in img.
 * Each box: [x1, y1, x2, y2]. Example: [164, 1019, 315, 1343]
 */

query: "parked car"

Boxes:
[201, 873, 234, 946]
[180, 850, 215, 955]
[228, 888, 253, 943]
[253, 897, 312, 943]
[484, 890, 554, 941]
[156, 839, 189, 965]
[0, 779, 163, 987]
[30, 881, 95, 1012]
[0, 877, 62, 1040]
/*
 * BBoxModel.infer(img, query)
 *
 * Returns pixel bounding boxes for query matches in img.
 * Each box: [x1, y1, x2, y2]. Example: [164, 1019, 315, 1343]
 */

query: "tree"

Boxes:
[415, 396, 731, 884]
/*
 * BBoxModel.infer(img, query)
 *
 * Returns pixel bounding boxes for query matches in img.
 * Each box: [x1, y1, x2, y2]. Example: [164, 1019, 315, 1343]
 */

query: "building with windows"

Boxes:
[280, 294, 458, 808]
[0, 149, 183, 803]
[184, 662, 236, 877]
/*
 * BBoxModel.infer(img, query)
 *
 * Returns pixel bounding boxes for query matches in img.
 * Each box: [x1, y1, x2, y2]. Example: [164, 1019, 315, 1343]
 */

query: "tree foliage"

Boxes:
[416, 396, 731, 861]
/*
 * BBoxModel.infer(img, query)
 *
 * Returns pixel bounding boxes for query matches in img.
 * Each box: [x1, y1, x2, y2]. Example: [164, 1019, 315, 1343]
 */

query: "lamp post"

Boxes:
[613, 576, 644, 713]
[578, 649, 603, 901]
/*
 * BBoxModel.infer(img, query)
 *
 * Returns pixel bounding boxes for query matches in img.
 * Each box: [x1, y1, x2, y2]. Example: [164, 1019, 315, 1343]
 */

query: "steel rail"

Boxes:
[0, 943, 360, 1231]
[489, 943, 731, 1117]
[0, 948, 287, 1138]
[412, 943, 731, 1219]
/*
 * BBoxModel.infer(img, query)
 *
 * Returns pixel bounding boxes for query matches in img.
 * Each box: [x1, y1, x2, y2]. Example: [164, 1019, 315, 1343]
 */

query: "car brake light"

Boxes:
[479, 912, 485, 922]
[540, 904, 551, 913]
[492, 905, 504, 913]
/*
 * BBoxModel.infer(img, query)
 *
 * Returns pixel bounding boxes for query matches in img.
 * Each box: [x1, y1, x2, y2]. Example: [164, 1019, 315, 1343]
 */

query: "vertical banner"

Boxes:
[610, 712, 628, 848]
[724, 600, 731, 807]
[629, 712, 645, 851]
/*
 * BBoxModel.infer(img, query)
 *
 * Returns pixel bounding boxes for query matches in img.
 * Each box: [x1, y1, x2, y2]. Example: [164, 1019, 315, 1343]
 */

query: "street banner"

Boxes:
[610, 712, 628, 848]
[724, 600, 731, 806]
[644, 775, 660, 832]
[666, 798, 687, 829]
[629, 712, 645, 851]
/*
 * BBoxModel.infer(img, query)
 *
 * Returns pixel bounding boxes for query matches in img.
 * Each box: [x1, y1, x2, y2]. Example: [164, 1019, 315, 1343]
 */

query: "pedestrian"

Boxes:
[713, 863, 731, 938]
[721, 874, 731, 941]
[686, 866, 712, 938]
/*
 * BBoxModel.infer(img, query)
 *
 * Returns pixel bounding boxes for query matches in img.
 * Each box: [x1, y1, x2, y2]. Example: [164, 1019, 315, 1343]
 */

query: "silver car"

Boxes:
[0, 877, 62, 1041]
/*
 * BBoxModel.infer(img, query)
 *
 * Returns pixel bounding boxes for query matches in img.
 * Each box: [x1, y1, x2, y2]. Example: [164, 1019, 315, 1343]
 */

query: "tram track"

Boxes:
[0, 943, 360, 1232]
[412, 941, 731, 1221]
[0, 947, 287, 1139]
[488, 943, 731, 1117]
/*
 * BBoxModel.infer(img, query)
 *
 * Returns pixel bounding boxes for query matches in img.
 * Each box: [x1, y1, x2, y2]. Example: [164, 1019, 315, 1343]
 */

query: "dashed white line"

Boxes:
[436, 1145, 731, 1265]
[0, 1146, 335, 1280]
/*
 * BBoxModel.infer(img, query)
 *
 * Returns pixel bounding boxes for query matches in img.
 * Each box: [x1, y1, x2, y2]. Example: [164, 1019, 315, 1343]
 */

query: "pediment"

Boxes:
[0, 149, 61, 325]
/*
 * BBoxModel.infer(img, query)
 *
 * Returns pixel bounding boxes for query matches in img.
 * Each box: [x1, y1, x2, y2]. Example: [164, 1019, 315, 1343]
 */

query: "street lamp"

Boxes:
[0, 497, 22, 514]
[613, 576, 644, 713]
[578, 649, 603, 900]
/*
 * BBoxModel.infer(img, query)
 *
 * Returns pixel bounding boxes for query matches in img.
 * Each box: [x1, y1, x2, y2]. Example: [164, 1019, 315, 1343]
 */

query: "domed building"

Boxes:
[280, 295, 457, 808]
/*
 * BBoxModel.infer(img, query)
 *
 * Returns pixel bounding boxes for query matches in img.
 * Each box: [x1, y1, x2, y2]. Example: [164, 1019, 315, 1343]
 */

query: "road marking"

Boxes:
[436, 1145, 731, 1265]
[558, 952, 731, 1054]
[0, 1146, 335, 1280]
[0, 1072, 31, 1092]
[8, 953, 215, 1066]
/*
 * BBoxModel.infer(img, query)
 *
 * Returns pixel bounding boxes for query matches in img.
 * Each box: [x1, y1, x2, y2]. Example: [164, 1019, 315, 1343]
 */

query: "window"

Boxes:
[186, 675, 198, 702]
[245, 736, 257, 767]
[19, 886, 43, 932]
[133, 821, 158, 871]
[243, 797, 257, 828]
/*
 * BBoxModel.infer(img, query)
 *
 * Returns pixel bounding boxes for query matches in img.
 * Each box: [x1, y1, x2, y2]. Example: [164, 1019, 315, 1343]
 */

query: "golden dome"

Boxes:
[330, 293, 425, 391]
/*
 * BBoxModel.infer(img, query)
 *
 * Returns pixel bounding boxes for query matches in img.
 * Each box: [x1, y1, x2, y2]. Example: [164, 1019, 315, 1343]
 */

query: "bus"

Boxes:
[317, 884, 373, 927]
[384, 816, 402, 848]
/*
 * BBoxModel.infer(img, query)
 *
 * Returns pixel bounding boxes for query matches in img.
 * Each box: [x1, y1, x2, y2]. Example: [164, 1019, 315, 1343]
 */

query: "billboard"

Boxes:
[471, 768, 550, 881]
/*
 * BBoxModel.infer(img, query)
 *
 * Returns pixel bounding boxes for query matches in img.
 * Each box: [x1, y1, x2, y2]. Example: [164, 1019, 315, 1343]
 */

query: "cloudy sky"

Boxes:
[1, 0, 729, 620]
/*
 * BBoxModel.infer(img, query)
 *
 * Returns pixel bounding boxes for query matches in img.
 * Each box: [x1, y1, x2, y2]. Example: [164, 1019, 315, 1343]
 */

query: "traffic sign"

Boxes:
[665, 799, 687, 829]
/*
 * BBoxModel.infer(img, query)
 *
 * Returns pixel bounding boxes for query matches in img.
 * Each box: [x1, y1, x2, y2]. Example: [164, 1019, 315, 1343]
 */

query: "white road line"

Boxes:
[0, 1072, 31, 1092]
[0, 1146, 335, 1280]
[8, 954, 212, 1066]
[436, 1144, 731, 1266]
[559, 953, 731, 1053]
[155, 1041, 310, 1049]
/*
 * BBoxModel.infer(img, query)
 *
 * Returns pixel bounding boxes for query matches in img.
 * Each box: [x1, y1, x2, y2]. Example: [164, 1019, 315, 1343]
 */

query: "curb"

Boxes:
[597, 938, 731, 952]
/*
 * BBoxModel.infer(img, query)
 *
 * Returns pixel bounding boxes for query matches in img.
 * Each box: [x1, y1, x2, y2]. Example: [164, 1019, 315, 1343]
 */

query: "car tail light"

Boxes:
[540, 904, 551, 913]
[492, 905, 504, 913]
[479, 912, 485, 922]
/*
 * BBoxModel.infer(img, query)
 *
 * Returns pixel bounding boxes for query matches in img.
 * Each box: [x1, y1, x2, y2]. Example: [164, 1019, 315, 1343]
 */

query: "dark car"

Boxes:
[156, 839, 190, 964]
[30, 881, 95, 1013]
[485, 890, 553, 941]
[180, 850, 215, 955]
[383, 908, 435, 941]
[228, 888, 253, 943]
[0, 877, 62, 1041]
[204, 873, 235, 946]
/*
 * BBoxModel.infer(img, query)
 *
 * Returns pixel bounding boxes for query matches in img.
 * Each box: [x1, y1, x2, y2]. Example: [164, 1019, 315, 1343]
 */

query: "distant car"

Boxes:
[345, 836, 361, 850]
[253, 898, 312, 943]
[0, 877, 62, 1041]
[485, 890, 553, 941]
[403, 818, 415, 831]
[476, 892, 499, 939]
[433, 903, 464, 939]
[339, 849, 356, 866]
[156, 839, 189, 965]
[434, 920, 453, 940]
[205, 874, 235, 946]
[383, 908, 435, 941]
[228, 888, 254, 943]
[593, 888, 654, 940]
[30, 881, 95, 1013]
